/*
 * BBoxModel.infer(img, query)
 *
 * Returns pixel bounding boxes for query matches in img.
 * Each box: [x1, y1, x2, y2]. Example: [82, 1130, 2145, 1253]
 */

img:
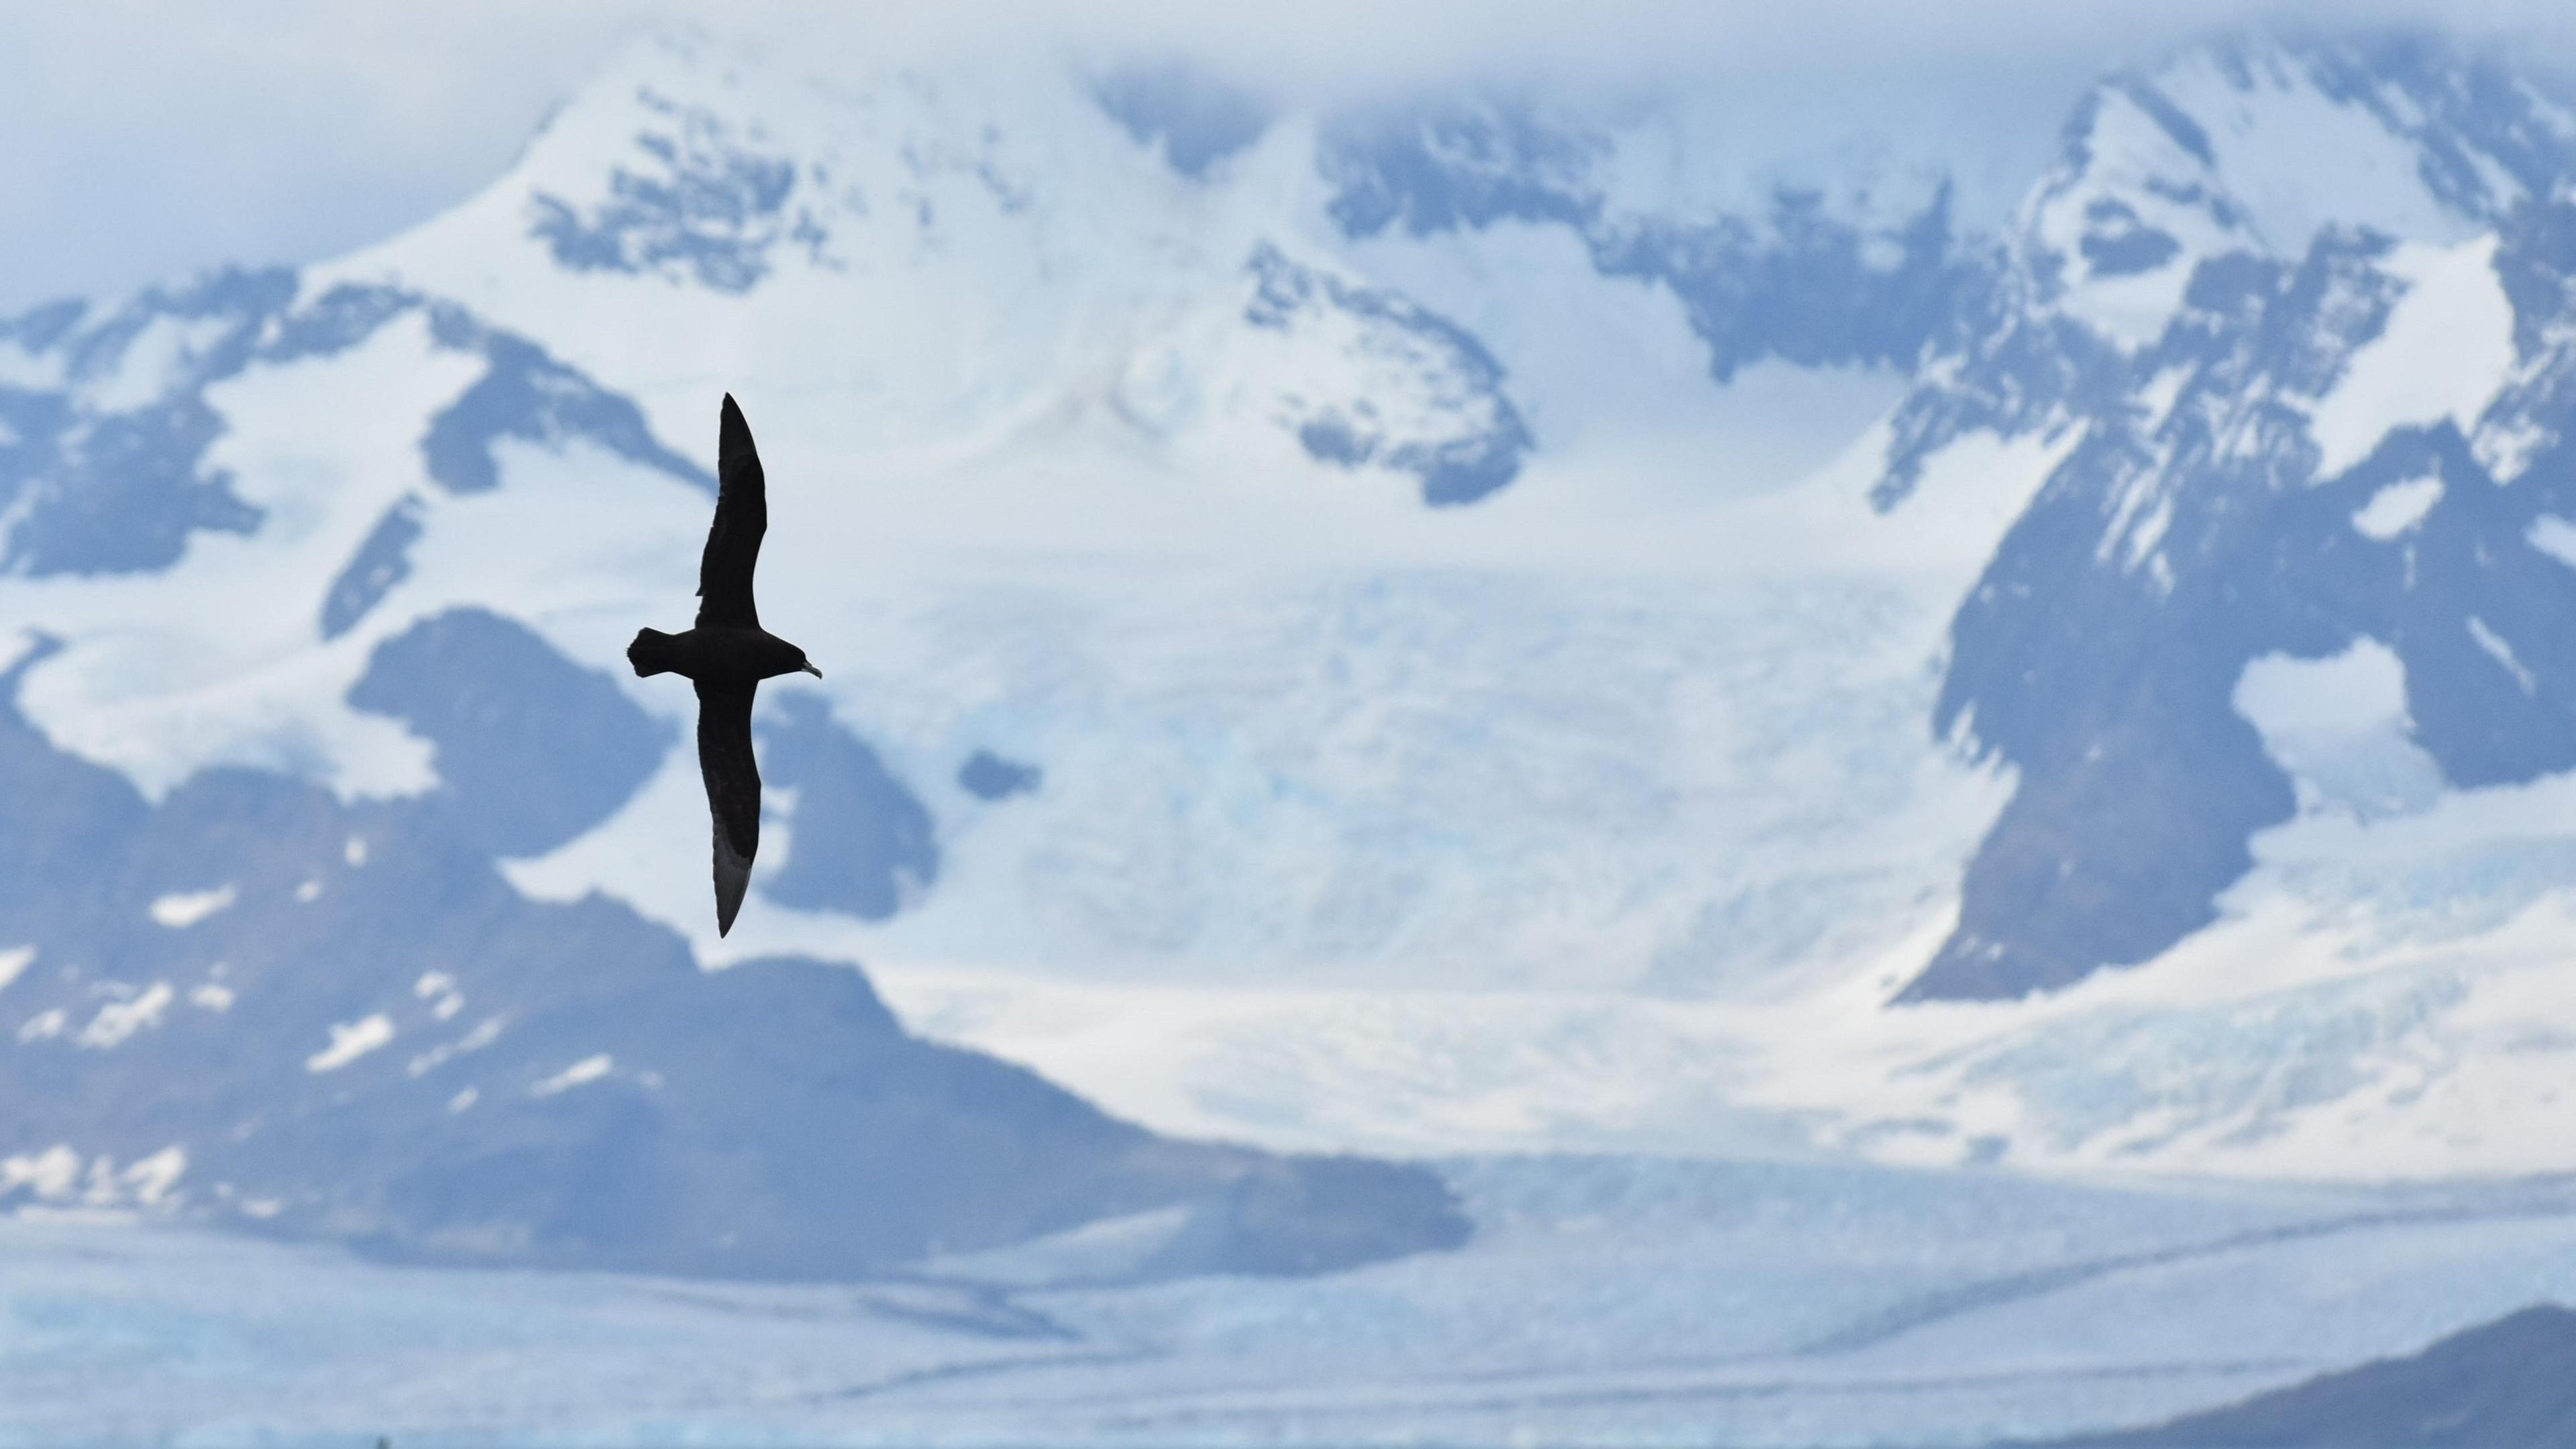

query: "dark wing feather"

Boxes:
[694, 680, 761, 935]
[696, 394, 767, 629]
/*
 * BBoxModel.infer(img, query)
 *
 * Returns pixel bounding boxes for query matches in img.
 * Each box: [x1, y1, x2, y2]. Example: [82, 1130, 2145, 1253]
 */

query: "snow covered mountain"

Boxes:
[11, 22, 2576, 1220]
[0, 269, 1468, 1277]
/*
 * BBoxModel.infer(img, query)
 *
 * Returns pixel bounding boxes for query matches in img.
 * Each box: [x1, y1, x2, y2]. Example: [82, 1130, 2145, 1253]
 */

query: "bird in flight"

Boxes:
[627, 394, 821, 935]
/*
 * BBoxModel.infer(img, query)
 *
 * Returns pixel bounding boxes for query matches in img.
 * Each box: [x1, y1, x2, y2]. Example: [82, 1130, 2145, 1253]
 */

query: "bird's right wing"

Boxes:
[695, 680, 761, 935]
[695, 394, 767, 629]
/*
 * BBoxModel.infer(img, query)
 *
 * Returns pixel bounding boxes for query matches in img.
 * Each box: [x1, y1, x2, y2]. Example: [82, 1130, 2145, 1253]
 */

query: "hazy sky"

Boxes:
[5, 0, 2576, 315]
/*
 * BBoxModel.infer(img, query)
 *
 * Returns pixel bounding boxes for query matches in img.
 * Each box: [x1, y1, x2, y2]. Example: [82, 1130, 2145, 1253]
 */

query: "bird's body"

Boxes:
[628, 395, 819, 936]
[629, 625, 810, 685]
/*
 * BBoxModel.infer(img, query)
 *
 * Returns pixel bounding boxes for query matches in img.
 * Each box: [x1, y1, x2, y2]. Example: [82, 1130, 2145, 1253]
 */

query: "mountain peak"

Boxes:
[2012, 27, 2570, 352]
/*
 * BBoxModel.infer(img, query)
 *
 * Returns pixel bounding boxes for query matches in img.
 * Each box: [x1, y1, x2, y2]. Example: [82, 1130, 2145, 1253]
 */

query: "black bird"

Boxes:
[627, 394, 821, 935]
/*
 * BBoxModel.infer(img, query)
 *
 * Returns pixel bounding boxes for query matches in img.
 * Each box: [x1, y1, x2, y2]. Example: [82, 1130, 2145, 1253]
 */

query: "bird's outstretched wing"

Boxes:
[695, 680, 761, 935]
[696, 394, 767, 629]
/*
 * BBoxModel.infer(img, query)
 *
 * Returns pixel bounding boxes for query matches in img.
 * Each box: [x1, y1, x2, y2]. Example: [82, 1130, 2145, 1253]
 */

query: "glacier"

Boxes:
[8, 1158, 2576, 1445]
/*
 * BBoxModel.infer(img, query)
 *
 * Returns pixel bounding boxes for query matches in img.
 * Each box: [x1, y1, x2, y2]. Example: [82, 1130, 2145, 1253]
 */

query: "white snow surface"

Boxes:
[2351, 475, 2443, 539]
[2235, 639, 2443, 821]
[2532, 514, 2576, 572]
[77, 313, 235, 414]
[146, 885, 236, 929]
[305, 1014, 394, 1074]
[75, 982, 173, 1051]
[2307, 235, 2516, 479]
[7, 311, 479, 802]
[2151, 42, 2490, 257]
[529, 1054, 613, 1097]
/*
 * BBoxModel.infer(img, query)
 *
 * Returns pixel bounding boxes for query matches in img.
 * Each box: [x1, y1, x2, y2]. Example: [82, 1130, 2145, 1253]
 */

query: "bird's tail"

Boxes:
[628, 628, 681, 678]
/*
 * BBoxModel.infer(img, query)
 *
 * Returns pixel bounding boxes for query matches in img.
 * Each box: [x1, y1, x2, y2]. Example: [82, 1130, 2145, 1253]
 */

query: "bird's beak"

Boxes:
[801, 663, 823, 678]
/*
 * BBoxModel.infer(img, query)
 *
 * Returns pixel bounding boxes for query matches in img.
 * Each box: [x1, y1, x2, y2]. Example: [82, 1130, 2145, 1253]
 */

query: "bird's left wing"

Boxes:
[696, 394, 767, 629]
[694, 680, 761, 935]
